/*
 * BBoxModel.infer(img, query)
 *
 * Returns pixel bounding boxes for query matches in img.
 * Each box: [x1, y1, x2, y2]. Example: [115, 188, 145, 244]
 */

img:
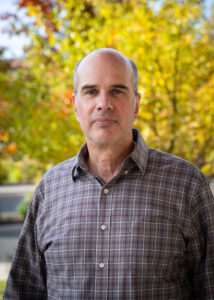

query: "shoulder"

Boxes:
[26, 157, 78, 218]
[147, 148, 208, 193]
[43, 157, 77, 179]
[35, 157, 77, 195]
[148, 148, 199, 173]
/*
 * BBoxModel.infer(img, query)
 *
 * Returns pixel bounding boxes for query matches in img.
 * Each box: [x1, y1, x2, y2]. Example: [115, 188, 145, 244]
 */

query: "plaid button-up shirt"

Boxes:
[4, 129, 214, 299]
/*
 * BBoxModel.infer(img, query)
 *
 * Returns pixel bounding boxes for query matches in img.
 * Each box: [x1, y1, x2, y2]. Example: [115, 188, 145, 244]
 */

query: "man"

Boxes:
[4, 48, 214, 299]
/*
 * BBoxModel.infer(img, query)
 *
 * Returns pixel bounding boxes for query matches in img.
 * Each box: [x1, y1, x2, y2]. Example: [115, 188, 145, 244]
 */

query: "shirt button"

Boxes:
[99, 262, 105, 268]
[101, 224, 107, 230]
[103, 188, 109, 194]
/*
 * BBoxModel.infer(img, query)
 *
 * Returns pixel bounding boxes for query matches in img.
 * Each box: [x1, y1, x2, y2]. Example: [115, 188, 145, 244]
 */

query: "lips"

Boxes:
[92, 117, 117, 126]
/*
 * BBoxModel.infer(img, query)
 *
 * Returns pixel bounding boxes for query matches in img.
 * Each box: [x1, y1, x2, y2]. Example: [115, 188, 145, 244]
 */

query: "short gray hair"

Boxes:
[73, 49, 139, 95]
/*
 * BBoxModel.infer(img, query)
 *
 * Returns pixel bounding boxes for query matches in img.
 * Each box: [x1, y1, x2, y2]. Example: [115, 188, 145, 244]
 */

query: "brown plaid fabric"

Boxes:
[4, 129, 214, 299]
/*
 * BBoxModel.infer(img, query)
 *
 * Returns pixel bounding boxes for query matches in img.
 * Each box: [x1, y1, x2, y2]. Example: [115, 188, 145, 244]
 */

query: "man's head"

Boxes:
[73, 48, 139, 96]
[73, 48, 141, 148]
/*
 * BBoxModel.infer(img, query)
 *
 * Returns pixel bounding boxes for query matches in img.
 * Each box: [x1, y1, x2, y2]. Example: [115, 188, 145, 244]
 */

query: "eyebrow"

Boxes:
[81, 84, 129, 91]
[111, 84, 129, 91]
[81, 84, 98, 91]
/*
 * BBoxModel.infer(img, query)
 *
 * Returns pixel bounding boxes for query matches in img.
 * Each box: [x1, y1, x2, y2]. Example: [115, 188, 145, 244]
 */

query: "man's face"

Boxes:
[73, 53, 140, 148]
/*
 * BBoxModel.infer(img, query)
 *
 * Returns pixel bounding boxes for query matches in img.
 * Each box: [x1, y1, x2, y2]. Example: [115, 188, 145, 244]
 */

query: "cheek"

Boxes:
[75, 104, 93, 127]
[75, 102, 86, 117]
[120, 105, 136, 121]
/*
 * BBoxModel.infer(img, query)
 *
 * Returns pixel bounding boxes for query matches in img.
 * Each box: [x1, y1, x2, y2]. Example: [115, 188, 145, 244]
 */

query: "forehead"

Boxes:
[76, 53, 133, 88]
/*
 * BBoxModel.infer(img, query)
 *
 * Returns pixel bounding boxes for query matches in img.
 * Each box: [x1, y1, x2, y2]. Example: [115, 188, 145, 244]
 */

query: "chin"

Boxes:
[90, 133, 118, 146]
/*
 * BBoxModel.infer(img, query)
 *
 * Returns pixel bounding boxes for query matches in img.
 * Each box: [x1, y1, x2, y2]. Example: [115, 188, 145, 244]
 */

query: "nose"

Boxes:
[96, 92, 113, 112]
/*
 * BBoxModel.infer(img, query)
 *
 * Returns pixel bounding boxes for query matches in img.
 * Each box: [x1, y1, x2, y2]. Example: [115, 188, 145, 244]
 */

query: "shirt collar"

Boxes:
[72, 128, 148, 181]
[130, 128, 148, 175]
[71, 143, 89, 181]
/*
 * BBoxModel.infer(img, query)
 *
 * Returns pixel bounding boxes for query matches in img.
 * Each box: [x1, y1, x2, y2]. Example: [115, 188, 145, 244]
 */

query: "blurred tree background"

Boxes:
[0, 0, 213, 184]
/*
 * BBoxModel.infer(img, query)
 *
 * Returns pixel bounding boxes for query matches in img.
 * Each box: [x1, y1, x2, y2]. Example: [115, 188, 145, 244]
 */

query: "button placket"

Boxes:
[95, 186, 111, 293]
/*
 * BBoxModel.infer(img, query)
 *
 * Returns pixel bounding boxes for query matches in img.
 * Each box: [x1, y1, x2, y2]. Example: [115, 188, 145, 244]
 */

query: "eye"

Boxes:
[85, 89, 97, 95]
[112, 89, 123, 95]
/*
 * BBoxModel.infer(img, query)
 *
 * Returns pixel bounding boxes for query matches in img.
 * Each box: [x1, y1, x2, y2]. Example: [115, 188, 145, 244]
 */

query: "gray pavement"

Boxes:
[0, 184, 35, 221]
[0, 223, 23, 281]
[210, 181, 214, 194]
[0, 223, 23, 262]
[0, 185, 35, 280]
[0, 262, 11, 281]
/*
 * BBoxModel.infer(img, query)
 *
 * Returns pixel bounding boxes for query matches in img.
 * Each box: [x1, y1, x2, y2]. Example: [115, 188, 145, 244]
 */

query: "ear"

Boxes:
[134, 93, 141, 119]
[72, 93, 79, 121]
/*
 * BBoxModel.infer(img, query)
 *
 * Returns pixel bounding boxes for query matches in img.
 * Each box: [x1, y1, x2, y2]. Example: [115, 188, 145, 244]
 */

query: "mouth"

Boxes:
[92, 117, 117, 127]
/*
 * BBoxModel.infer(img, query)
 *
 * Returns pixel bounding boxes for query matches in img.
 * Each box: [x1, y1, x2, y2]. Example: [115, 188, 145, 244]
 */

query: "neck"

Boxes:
[87, 140, 133, 183]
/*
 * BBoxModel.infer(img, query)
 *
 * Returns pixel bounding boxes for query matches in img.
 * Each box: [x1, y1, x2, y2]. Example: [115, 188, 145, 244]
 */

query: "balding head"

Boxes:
[73, 48, 139, 95]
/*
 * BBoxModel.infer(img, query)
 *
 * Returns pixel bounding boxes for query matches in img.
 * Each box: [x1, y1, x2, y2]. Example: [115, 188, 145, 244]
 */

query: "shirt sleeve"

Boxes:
[188, 175, 214, 299]
[3, 183, 47, 300]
